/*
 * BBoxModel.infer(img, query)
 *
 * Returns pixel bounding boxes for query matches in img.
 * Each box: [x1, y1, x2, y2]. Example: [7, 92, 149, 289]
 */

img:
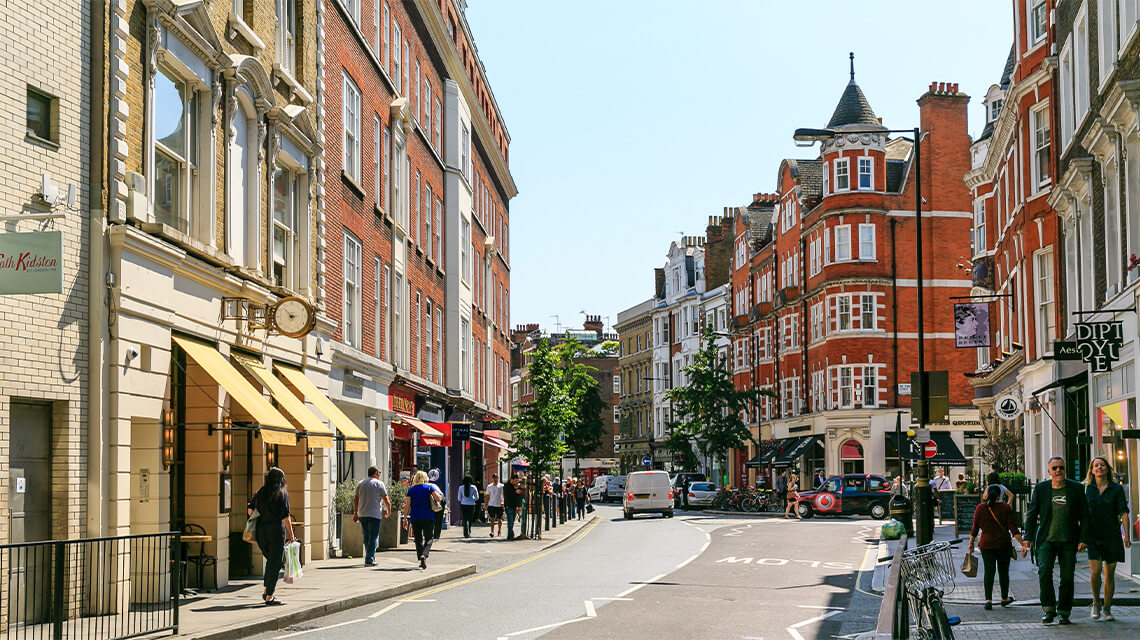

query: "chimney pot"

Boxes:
[929, 81, 938, 92]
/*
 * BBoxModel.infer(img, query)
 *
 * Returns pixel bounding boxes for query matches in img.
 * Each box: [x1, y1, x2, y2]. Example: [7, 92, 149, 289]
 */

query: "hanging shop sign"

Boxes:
[1075, 321, 1124, 373]
[0, 231, 62, 295]
[451, 422, 470, 442]
[1051, 341, 1084, 360]
[993, 393, 1024, 421]
[953, 303, 990, 348]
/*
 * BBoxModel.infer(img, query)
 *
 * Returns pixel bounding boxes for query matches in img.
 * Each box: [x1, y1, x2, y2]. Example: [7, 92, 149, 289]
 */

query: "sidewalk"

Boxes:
[172, 514, 599, 640]
[873, 523, 1140, 607]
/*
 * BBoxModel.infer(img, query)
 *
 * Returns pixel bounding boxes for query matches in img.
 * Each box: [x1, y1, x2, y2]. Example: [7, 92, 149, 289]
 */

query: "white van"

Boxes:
[587, 475, 626, 503]
[623, 470, 674, 519]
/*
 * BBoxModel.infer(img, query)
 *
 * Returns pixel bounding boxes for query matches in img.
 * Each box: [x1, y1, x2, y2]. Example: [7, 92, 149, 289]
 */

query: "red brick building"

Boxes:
[321, 0, 515, 511]
[729, 70, 979, 489]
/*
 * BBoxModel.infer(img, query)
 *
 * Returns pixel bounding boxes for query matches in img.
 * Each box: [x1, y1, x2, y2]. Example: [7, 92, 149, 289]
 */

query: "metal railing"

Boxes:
[0, 532, 180, 640]
[877, 533, 908, 640]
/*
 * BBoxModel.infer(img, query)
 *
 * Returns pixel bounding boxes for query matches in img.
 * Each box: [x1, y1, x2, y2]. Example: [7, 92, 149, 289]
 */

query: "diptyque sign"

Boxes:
[1075, 321, 1124, 373]
[0, 231, 63, 295]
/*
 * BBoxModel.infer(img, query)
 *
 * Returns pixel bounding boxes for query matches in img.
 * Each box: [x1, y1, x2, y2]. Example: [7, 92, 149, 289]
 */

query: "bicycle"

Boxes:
[897, 539, 963, 640]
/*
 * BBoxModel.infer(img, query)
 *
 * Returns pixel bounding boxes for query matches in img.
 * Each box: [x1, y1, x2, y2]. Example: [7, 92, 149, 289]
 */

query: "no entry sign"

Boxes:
[924, 441, 938, 459]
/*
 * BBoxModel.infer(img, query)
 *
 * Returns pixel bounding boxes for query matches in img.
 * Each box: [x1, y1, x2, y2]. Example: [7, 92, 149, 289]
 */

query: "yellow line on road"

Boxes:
[402, 517, 603, 601]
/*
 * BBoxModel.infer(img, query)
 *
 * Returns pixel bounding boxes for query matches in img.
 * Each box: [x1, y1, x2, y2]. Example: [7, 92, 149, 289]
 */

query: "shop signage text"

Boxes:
[0, 231, 63, 295]
[1051, 341, 1083, 360]
[390, 389, 416, 415]
[1075, 321, 1124, 373]
[452, 422, 470, 441]
[994, 393, 1023, 421]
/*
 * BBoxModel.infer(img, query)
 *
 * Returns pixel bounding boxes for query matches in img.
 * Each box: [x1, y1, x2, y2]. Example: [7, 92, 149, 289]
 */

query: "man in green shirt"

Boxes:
[1025, 456, 1090, 625]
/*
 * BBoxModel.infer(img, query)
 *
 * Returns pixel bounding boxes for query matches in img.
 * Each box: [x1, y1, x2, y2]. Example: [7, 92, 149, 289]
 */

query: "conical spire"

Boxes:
[827, 53, 880, 128]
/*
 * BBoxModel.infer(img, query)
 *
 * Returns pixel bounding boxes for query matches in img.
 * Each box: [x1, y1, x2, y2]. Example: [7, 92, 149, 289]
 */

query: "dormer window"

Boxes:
[989, 99, 1002, 122]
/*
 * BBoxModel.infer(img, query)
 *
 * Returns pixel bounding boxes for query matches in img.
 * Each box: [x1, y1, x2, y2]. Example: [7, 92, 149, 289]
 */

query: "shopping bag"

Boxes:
[283, 541, 303, 584]
[961, 552, 978, 578]
[242, 508, 259, 543]
[585, 503, 595, 514]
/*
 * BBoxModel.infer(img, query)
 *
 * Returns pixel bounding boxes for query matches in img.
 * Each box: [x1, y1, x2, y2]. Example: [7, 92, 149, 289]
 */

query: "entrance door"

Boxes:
[9, 401, 52, 623]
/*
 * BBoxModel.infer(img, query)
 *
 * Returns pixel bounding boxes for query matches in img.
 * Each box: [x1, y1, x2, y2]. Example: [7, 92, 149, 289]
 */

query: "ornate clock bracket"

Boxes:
[222, 296, 271, 334]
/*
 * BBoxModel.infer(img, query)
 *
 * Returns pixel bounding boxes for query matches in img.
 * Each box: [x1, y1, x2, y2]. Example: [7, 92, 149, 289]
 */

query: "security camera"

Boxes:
[126, 348, 139, 360]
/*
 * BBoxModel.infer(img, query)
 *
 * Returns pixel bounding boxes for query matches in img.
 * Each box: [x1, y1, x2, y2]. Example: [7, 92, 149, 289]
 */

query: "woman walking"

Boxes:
[968, 484, 1029, 609]
[575, 478, 588, 520]
[784, 474, 802, 519]
[1085, 456, 1131, 621]
[458, 475, 480, 538]
[246, 468, 295, 605]
[404, 471, 444, 569]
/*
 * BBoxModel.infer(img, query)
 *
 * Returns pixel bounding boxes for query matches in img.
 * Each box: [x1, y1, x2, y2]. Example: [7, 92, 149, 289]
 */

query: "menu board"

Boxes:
[938, 491, 956, 522]
[955, 494, 981, 535]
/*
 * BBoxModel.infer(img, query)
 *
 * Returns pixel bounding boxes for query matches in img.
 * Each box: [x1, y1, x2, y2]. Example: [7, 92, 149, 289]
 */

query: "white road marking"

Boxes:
[369, 602, 402, 618]
[505, 616, 591, 636]
[275, 618, 364, 639]
[699, 540, 710, 553]
[590, 597, 633, 601]
[584, 600, 597, 617]
[790, 610, 843, 630]
[396, 598, 436, 602]
[615, 572, 667, 598]
[676, 553, 700, 569]
[797, 605, 845, 611]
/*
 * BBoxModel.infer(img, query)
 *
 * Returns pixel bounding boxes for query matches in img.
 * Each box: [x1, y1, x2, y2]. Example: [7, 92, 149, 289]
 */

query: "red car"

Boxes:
[795, 474, 893, 519]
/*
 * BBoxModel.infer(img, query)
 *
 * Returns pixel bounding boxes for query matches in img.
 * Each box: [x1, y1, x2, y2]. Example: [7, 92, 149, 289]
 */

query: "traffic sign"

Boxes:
[914, 428, 931, 444]
[923, 441, 938, 459]
[642, 455, 651, 467]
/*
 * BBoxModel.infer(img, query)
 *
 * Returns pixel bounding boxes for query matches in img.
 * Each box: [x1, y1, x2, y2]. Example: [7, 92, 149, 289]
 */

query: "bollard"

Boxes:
[544, 495, 551, 530]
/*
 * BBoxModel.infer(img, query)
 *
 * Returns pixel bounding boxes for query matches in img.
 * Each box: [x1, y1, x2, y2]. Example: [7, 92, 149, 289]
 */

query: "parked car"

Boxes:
[685, 481, 717, 508]
[624, 471, 674, 519]
[795, 474, 893, 519]
[670, 472, 707, 507]
[587, 475, 626, 503]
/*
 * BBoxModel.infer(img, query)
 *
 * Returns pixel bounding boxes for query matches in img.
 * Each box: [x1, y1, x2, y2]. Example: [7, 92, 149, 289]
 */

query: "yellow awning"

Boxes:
[232, 354, 336, 449]
[1101, 401, 1126, 428]
[171, 336, 296, 447]
[274, 365, 369, 451]
[396, 415, 445, 438]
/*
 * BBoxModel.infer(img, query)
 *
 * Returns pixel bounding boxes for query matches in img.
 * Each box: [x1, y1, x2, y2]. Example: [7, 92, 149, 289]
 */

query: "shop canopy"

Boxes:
[394, 414, 445, 439]
[774, 435, 824, 465]
[419, 422, 452, 447]
[171, 336, 296, 447]
[894, 431, 967, 465]
[232, 353, 335, 449]
[273, 364, 369, 451]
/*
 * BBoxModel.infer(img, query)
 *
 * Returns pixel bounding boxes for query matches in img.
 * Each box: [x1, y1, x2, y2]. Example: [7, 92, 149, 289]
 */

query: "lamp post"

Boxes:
[793, 125, 933, 545]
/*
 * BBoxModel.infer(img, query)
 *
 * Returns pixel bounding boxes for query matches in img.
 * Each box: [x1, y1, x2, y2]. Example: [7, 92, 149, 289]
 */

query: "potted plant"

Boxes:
[381, 480, 408, 549]
[334, 480, 363, 557]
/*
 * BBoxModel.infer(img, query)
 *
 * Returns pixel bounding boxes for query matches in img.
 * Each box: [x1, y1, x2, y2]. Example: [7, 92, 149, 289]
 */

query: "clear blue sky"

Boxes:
[465, 1, 1014, 335]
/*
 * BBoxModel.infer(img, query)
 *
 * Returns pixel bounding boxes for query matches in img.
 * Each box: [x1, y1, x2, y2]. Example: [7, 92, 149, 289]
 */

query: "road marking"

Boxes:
[699, 540, 709, 553]
[274, 618, 364, 639]
[790, 609, 843, 629]
[505, 616, 591, 636]
[584, 600, 597, 617]
[852, 531, 884, 599]
[676, 553, 700, 569]
[590, 597, 633, 601]
[369, 602, 402, 618]
[396, 598, 435, 602]
[796, 605, 845, 610]
[615, 572, 667, 598]
[401, 516, 602, 601]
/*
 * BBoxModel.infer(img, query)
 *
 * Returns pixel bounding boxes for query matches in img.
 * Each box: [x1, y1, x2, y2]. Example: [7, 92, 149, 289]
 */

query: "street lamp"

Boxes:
[793, 125, 934, 545]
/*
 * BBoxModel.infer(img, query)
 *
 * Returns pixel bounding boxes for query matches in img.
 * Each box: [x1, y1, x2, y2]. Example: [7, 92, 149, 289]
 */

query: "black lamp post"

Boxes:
[793, 125, 933, 545]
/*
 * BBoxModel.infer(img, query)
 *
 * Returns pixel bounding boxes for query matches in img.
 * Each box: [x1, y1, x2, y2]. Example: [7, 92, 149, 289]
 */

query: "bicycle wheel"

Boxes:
[924, 594, 954, 640]
[743, 496, 761, 512]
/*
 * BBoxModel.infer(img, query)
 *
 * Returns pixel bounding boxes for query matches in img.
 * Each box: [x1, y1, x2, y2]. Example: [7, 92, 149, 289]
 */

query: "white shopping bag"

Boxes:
[283, 541, 303, 584]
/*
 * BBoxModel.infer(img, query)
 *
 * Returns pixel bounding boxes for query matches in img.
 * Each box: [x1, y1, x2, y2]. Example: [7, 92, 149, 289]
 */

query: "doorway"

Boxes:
[9, 401, 53, 623]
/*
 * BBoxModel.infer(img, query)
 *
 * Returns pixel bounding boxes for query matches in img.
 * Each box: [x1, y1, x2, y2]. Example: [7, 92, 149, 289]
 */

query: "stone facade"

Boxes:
[615, 299, 655, 473]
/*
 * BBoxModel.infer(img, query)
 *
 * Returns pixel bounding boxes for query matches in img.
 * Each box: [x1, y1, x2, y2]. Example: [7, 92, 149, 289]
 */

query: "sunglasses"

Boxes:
[1050, 466, 1064, 471]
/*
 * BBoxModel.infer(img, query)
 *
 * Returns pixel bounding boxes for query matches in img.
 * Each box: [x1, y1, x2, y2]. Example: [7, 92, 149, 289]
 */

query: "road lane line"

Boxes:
[852, 531, 883, 599]
[614, 572, 667, 598]
[274, 618, 364, 639]
[790, 609, 843, 629]
[796, 605, 845, 610]
[584, 600, 596, 617]
[676, 553, 699, 569]
[401, 516, 602, 601]
[369, 602, 402, 618]
[590, 597, 633, 601]
[396, 598, 435, 602]
[505, 616, 591, 636]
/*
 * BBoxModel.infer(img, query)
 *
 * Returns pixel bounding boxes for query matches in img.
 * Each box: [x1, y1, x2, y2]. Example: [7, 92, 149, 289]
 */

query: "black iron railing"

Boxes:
[877, 533, 909, 640]
[0, 532, 180, 640]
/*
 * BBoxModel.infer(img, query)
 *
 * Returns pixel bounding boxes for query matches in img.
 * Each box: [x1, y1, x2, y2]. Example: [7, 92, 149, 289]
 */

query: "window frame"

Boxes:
[152, 62, 204, 236]
[1030, 102, 1051, 192]
[1029, 0, 1048, 45]
[342, 72, 362, 183]
[858, 223, 876, 260]
[857, 156, 873, 190]
[343, 231, 363, 348]
[834, 158, 850, 191]
[834, 225, 852, 261]
[25, 85, 57, 144]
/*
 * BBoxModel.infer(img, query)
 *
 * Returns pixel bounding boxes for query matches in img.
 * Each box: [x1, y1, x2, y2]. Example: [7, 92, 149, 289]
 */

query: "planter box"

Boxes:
[340, 516, 363, 558]
[380, 512, 400, 549]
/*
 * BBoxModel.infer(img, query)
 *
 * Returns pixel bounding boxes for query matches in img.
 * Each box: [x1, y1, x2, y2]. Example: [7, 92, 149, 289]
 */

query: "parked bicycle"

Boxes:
[888, 539, 963, 640]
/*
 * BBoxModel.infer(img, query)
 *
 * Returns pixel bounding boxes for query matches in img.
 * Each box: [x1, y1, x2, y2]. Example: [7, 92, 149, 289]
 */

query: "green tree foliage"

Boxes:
[557, 339, 606, 463]
[510, 338, 573, 478]
[980, 424, 1023, 474]
[666, 326, 773, 473]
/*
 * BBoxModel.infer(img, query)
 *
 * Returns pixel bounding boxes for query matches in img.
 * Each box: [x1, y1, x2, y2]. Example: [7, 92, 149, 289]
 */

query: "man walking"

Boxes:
[1025, 456, 1089, 625]
[352, 466, 391, 567]
[503, 474, 521, 540]
[485, 474, 504, 537]
[775, 470, 788, 507]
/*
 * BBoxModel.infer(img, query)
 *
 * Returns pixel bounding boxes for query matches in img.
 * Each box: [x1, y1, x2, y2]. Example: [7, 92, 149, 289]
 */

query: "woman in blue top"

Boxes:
[403, 471, 443, 569]
[458, 476, 480, 538]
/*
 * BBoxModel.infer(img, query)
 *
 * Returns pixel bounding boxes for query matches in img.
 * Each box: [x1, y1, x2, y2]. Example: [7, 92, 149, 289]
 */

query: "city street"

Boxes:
[248, 505, 884, 640]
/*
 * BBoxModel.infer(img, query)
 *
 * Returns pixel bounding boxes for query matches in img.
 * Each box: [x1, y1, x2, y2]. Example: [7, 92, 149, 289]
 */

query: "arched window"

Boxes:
[840, 439, 864, 475]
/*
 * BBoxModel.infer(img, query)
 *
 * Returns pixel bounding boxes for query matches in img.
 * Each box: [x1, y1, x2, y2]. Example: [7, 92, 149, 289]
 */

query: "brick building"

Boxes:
[321, 0, 515, 527]
[964, 0, 1065, 486]
[615, 299, 654, 473]
[729, 69, 980, 488]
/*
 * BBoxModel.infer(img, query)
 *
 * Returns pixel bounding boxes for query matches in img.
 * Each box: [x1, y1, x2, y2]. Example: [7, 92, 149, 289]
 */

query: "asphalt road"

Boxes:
[252, 505, 887, 640]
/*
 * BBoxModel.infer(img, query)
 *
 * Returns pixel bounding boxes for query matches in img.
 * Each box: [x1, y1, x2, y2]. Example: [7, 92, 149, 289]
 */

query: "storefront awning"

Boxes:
[171, 336, 296, 447]
[744, 454, 765, 468]
[420, 422, 452, 447]
[774, 435, 823, 465]
[232, 354, 336, 449]
[273, 365, 369, 451]
[395, 415, 444, 438]
[896, 431, 967, 465]
[484, 434, 516, 452]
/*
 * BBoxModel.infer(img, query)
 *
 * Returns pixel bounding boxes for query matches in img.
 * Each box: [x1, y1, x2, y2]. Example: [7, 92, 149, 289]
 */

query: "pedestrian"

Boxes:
[429, 478, 445, 539]
[969, 484, 1029, 609]
[485, 474, 504, 537]
[814, 470, 825, 490]
[575, 478, 588, 519]
[246, 467, 295, 605]
[784, 474, 802, 519]
[457, 475, 479, 538]
[518, 476, 529, 537]
[564, 478, 576, 519]
[403, 471, 443, 569]
[931, 467, 952, 493]
[352, 466, 391, 567]
[956, 473, 967, 492]
[503, 474, 520, 540]
[1084, 456, 1131, 621]
[474, 479, 487, 523]
[775, 470, 788, 507]
[1025, 456, 1090, 625]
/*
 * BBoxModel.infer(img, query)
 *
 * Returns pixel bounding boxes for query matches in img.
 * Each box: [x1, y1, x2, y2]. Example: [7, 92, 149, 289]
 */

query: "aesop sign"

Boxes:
[1075, 321, 1124, 373]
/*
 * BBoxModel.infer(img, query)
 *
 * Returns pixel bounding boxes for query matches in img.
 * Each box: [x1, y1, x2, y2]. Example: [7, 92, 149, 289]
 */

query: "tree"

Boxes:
[556, 339, 606, 477]
[980, 424, 1023, 474]
[666, 326, 772, 481]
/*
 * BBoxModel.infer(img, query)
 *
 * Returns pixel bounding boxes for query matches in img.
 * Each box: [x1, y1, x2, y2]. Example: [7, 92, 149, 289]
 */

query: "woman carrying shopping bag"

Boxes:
[246, 467, 295, 605]
[404, 471, 444, 569]
[969, 484, 1029, 610]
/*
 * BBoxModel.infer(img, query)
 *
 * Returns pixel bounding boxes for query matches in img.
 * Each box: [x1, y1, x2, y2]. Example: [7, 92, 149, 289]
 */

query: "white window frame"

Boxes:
[373, 115, 382, 207]
[1035, 248, 1056, 356]
[152, 62, 206, 237]
[1029, 0, 1048, 44]
[1059, 40, 1074, 149]
[461, 217, 471, 284]
[823, 227, 831, 264]
[858, 223, 876, 260]
[391, 21, 402, 93]
[271, 163, 303, 290]
[424, 297, 433, 380]
[343, 232, 362, 348]
[1099, 0, 1119, 83]
[1074, 6, 1090, 124]
[973, 198, 986, 255]
[342, 72, 362, 182]
[1030, 102, 1051, 192]
[278, 0, 298, 75]
[857, 156, 873, 190]
[835, 224, 851, 261]
[374, 257, 383, 359]
[613, 375, 621, 394]
[834, 158, 850, 191]
[862, 366, 877, 408]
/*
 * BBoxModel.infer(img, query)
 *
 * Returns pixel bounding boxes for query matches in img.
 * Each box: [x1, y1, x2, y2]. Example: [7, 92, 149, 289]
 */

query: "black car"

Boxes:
[794, 474, 893, 519]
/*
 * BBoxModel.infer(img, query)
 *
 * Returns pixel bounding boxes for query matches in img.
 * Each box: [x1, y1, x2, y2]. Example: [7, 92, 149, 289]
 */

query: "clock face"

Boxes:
[273, 297, 312, 337]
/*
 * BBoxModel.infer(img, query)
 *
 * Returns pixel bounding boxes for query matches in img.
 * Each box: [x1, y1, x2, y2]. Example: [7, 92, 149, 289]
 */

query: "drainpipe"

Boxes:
[87, 0, 108, 538]
[891, 218, 899, 409]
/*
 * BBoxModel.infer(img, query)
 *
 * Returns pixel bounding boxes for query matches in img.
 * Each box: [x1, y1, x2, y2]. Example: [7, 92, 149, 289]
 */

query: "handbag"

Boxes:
[585, 503, 595, 514]
[961, 552, 978, 577]
[986, 505, 1018, 561]
[242, 508, 259, 543]
[282, 540, 303, 584]
[431, 491, 443, 513]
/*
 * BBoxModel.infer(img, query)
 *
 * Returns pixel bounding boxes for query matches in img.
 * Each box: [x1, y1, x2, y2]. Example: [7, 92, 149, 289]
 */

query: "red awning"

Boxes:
[840, 440, 864, 459]
[395, 415, 444, 438]
[420, 422, 453, 447]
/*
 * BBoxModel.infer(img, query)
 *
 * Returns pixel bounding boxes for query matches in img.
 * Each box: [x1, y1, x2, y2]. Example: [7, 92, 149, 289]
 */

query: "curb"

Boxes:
[184, 564, 476, 640]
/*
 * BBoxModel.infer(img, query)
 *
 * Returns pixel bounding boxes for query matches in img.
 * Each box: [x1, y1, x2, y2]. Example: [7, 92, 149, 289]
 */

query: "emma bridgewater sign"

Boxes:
[0, 231, 62, 295]
[1075, 321, 1124, 373]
